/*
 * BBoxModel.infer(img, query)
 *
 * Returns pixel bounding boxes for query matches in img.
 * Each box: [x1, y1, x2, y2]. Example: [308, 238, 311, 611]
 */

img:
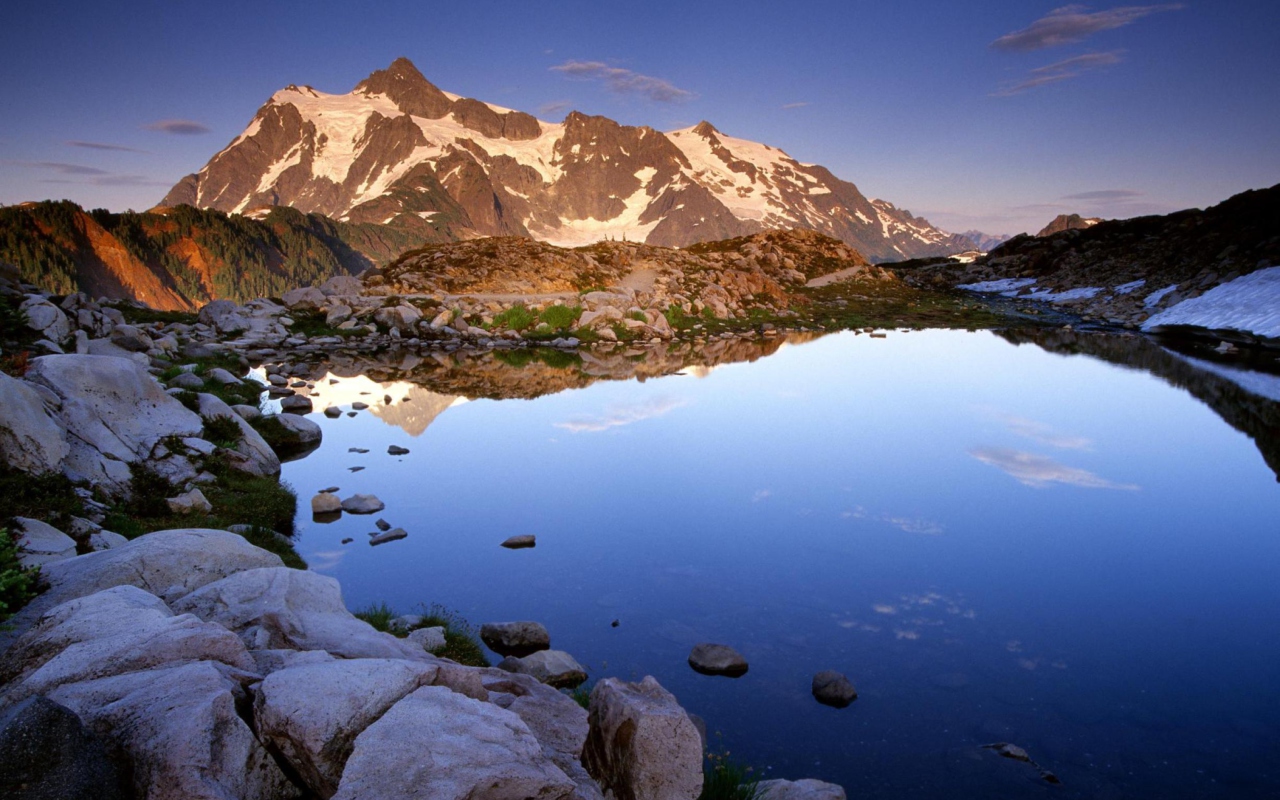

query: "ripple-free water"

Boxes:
[280, 329, 1280, 798]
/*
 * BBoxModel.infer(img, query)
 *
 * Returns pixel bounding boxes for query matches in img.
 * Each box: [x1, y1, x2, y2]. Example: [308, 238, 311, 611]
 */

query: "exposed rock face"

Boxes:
[170, 567, 422, 659]
[48, 661, 298, 800]
[25, 355, 204, 492]
[254, 658, 440, 798]
[159, 58, 969, 261]
[0, 696, 130, 800]
[332, 685, 576, 800]
[581, 676, 703, 800]
[0, 529, 285, 648]
[0, 370, 70, 475]
[1037, 213, 1102, 237]
[12, 518, 76, 569]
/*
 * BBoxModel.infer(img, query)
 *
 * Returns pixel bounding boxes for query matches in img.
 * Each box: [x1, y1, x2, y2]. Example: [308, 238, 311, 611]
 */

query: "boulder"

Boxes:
[231, 403, 262, 421]
[171, 567, 423, 660]
[108, 324, 153, 352]
[12, 518, 76, 569]
[319, 275, 362, 297]
[283, 286, 327, 311]
[0, 529, 284, 646]
[311, 493, 343, 514]
[205, 367, 243, 386]
[811, 671, 857, 708]
[341, 494, 385, 514]
[19, 296, 71, 343]
[87, 530, 127, 551]
[48, 661, 297, 800]
[407, 626, 447, 653]
[197, 300, 251, 334]
[581, 676, 703, 800]
[0, 585, 254, 711]
[481, 620, 551, 657]
[254, 658, 439, 797]
[480, 670, 595, 796]
[688, 643, 749, 677]
[757, 780, 846, 800]
[325, 305, 353, 326]
[167, 371, 205, 390]
[374, 304, 423, 332]
[333, 685, 575, 800]
[25, 355, 203, 493]
[0, 370, 69, 475]
[0, 696, 129, 800]
[267, 412, 323, 457]
[196, 393, 280, 477]
[499, 650, 588, 689]
[167, 488, 212, 515]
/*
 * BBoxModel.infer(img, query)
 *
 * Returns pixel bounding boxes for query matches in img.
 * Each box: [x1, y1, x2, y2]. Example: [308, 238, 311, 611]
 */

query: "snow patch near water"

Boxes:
[957, 278, 1036, 294]
[1144, 284, 1178, 308]
[1143, 266, 1280, 339]
[1114, 280, 1146, 295]
[1171, 352, 1280, 403]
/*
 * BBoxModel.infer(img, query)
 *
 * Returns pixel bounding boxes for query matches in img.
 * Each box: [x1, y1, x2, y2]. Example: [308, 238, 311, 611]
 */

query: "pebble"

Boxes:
[375, 519, 391, 531]
[500, 535, 536, 549]
[323, 407, 341, 418]
[811, 670, 858, 708]
[387, 445, 410, 455]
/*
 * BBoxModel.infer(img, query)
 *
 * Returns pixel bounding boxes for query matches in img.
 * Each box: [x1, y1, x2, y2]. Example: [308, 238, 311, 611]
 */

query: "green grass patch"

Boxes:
[563, 681, 594, 709]
[202, 415, 243, 449]
[286, 309, 362, 338]
[112, 304, 197, 326]
[103, 461, 304, 569]
[0, 527, 40, 624]
[491, 304, 538, 332]
[354, 602, 490, 667]
[0, 465, 84, 528]
[539, 304, 581, 330]
[700, 751, 759, 800]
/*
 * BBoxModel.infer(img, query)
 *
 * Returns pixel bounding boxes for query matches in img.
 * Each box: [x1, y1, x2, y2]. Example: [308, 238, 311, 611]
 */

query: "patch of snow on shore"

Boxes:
[1114, 280, 1146, 295]
[1144, 284, 1178, 308]
[1142, 266, 1280, 339]
[1026, 286, 1103, 302]
[957, 278, 1036, 294]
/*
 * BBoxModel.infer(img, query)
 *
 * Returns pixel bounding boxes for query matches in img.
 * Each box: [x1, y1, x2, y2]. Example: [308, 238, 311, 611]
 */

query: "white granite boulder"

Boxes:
[0, 370, 69, 475]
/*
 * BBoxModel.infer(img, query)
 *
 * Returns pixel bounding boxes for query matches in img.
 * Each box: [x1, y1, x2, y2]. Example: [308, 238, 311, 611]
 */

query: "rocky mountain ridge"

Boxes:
[161, 58, 975, 262]
[1036, 213, 1102, 237]
[900, 184, 1280, 340]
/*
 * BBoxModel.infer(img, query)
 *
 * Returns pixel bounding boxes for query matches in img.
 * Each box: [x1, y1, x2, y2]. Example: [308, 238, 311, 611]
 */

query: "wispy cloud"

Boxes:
[999, 414, 1093, 450]
[67, 140, 149, 153]
[143, 119, 211, 135]
[550, 61, 695, 103]
[538, 100, 573, 118]
[554, 396, 688, 433]
[991, 4, 1184, 52]
[969, 447, 1139, 490]
[1062, 189, 1144, 201]
[881, 515, 944, 535]
[781, 101, 810, 109]
[9, 160, 168, 187]
[994, 51, 1124, 96]
[751, 489, 773, 503]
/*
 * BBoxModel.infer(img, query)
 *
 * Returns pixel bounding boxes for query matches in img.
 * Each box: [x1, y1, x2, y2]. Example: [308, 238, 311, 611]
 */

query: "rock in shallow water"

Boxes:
[311, 493, 342, 514]
[369, 528, 407, 546]
[811, 670, 857, 708]
[688, 643, 748, 677]
[498, 650, 588, 689]
[501, 534, 537, 549]
[341, 494, 384, 514]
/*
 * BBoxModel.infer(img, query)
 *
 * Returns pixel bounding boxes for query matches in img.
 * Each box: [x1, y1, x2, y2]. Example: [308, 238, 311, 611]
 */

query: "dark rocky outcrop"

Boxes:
[0, 696, 131, 800]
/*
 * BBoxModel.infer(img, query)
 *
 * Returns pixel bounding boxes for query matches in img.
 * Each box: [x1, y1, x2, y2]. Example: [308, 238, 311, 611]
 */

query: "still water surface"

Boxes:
[280, 329, 1280, 798]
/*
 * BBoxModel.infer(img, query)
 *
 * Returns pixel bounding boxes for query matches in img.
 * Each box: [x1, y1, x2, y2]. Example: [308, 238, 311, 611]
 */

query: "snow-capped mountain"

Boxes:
[160, 58, 969, 262]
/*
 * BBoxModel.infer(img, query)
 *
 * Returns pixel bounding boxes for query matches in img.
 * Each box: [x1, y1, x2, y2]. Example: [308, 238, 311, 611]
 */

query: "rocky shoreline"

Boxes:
[0, 253, 853, 799]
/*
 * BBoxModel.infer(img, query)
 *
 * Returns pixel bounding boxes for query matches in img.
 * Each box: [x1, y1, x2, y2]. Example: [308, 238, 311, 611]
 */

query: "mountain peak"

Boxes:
[355, 57, 453, 119]
[691, 120, 720, 137]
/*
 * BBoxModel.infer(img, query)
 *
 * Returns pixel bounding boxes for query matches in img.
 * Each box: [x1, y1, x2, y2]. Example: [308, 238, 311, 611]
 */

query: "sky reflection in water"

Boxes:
[281, 329, 1280, 799]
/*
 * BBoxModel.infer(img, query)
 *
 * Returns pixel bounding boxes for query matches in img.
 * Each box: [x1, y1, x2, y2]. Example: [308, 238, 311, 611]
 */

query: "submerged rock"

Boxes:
[688, 643, 749, 677]
[756, 779, 847, 800]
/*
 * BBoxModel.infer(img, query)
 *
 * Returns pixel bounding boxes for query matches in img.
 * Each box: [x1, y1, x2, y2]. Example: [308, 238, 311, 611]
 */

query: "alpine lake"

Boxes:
[269, 326, 1280, 799]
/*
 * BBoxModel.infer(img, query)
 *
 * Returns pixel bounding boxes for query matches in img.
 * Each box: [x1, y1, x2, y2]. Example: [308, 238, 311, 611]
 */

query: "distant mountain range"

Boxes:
[160, 58, 975, 263]
[960, 230, 1012, 252]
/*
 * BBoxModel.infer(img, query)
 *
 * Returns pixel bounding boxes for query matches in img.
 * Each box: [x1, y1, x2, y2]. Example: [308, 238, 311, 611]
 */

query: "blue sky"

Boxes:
[1, 0, 1276, 236]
